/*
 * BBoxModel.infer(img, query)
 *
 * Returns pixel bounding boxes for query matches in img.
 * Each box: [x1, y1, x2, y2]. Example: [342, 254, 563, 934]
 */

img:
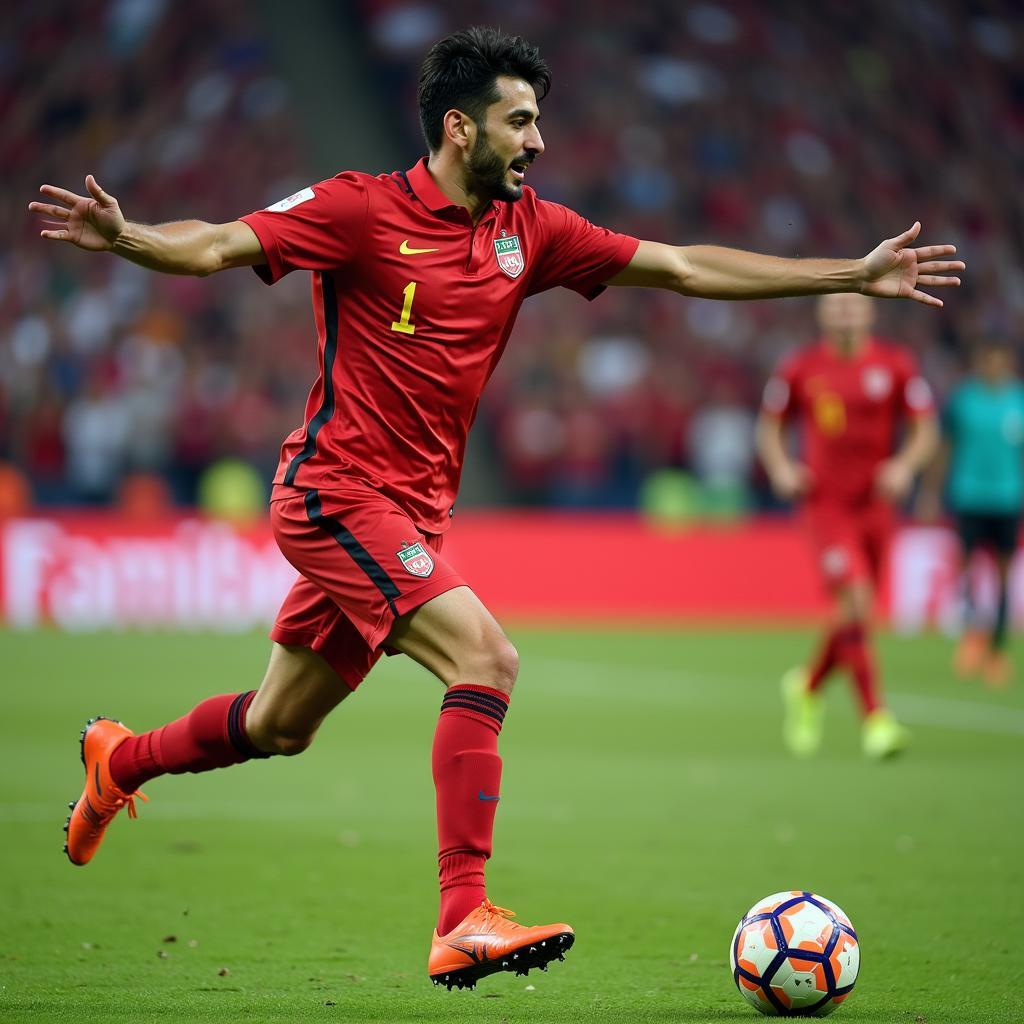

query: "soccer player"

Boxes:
[930, 339, 1024, 686]
[757, 293, 938, 758]
[29, 27, 962, 988]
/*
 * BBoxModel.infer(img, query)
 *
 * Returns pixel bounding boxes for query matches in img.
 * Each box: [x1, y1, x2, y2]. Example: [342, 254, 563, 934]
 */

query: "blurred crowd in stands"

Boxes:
[2, 0, 1022, 514]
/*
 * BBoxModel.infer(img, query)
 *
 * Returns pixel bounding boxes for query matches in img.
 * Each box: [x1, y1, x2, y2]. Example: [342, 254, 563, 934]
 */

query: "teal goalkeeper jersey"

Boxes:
[944, 377, 1024, 514]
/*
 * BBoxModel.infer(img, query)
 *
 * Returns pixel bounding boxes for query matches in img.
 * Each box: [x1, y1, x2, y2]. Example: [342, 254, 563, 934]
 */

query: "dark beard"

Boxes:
[466, 129, 525, 203]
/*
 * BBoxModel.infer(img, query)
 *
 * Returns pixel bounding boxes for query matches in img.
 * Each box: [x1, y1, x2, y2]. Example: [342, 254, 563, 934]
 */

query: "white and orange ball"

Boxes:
[729, 891, 860, 1016]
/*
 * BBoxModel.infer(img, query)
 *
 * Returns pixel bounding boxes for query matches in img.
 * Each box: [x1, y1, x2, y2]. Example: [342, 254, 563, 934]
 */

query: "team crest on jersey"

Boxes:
[862, 366, 893, 400]
[494, 235, 525, 278]
[397, 542, 434, 577]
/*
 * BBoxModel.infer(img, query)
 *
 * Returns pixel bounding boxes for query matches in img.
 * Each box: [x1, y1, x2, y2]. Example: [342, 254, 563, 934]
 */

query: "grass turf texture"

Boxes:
[1, 627, 1021, 1024]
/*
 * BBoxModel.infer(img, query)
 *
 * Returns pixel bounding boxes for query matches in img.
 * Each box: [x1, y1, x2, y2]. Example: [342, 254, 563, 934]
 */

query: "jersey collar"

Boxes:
[405, 157, 496, 224]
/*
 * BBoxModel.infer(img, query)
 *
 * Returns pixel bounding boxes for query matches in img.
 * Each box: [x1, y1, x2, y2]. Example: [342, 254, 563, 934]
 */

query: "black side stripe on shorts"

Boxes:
[304, 489, 401, 616]
[284, 272, 339, 485]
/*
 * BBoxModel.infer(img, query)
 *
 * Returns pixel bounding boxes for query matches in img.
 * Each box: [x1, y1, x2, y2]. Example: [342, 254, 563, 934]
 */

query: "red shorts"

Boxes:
[269, 483, 467, 689]
[803, 500, 893, 590]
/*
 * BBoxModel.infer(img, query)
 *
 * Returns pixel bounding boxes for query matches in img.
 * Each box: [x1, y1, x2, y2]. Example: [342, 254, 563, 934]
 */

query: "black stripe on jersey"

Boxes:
[284, 272, 338, 486]
[303, 489, 401, 616]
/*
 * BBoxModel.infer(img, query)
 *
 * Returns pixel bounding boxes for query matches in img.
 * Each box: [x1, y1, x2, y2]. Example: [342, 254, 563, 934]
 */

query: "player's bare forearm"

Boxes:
[30, 176, 264, 277]
[893, 415, 939, 476]
[756, 413, 812, 500]
[681, 246, 862, 300]
[111, 220, 263, 276]
[755, 414, 789, 476]
[608, 241, 860, 298]
[608, 227, 963, 307]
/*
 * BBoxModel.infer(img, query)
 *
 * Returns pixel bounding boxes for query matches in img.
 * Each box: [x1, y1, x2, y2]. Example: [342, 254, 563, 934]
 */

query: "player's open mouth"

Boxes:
[509, 163, 527, 181]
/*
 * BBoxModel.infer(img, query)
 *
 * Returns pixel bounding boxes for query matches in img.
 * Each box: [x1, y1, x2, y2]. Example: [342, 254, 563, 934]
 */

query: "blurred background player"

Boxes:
[924, 338, 1024, 687]
[756, 293, 937, 758]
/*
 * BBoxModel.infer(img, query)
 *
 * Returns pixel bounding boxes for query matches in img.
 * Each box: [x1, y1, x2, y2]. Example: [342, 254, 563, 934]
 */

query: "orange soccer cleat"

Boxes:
[953, 629, 987, 678]
[982, 650, 1012, 689]
[428, 898, 574, 990]
[64, 717, 148, 866]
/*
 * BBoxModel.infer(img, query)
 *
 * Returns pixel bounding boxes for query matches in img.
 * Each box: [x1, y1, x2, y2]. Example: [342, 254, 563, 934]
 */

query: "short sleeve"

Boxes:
[527, 200, 639, 300]
[239, 173, 369, 285]
[895, 351, 934, 416]
[761, 354, 802, 418]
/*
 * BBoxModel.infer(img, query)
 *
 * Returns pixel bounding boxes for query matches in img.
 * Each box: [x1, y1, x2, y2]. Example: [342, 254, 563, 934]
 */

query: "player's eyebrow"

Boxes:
[506, 107, 539, 123]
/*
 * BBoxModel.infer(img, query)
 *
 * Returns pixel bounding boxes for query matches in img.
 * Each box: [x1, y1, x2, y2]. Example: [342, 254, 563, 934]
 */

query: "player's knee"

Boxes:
[480, 636, 519, 694]
[245, 706, 318, 757]
[266, 729, 316, 757]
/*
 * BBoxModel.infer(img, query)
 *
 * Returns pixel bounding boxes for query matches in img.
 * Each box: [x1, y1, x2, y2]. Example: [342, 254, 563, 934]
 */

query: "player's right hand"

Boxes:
[29, 175, 125, 252]
[770, 460, 812, 500]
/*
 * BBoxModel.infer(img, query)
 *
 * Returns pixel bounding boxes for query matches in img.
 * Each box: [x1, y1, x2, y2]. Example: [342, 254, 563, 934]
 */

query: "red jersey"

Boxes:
[761, 337, 933, 506]
[240, 159, 639, 532]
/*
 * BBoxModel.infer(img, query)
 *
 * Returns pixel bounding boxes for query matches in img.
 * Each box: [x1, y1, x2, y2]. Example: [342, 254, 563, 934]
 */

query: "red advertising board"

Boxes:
[0, 512, 1000, 631]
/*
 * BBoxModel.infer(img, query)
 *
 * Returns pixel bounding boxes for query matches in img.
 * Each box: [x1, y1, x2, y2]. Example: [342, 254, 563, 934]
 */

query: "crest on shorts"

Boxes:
[494, 235, 525, 279]
[398, 542, 434, 578]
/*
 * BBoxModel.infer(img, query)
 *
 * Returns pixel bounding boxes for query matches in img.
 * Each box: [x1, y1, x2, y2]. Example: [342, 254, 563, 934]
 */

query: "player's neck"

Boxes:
[827, 333, 870, 359]
[426, 152, 491, 223]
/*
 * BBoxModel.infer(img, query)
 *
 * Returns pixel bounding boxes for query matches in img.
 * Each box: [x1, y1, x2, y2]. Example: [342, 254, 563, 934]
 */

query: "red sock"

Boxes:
[837, 624, 881, 715]
[109, 691, 269, 793]
[432, 684, 509, 935]
[808, 625, 845, 692]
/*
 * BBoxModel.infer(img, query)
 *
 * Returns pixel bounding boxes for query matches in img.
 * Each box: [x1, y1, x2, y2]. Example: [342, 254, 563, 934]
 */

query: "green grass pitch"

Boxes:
[1, 626, 1021, 1023]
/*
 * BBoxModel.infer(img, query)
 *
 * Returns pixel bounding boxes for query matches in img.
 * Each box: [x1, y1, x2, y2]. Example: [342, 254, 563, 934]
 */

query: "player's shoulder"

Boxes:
[869, 336, 917, 367]
[782, 340, 822, 372]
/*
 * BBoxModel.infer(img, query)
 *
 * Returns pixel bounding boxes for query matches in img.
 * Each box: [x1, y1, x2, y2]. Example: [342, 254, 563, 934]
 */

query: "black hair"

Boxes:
[418, 26, 551, 152]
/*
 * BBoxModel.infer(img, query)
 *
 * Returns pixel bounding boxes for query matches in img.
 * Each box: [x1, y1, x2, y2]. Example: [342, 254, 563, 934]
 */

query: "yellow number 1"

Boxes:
[391, 281, 417, 335]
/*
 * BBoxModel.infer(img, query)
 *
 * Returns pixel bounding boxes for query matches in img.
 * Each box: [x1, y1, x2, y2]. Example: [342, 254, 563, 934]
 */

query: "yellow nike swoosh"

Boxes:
[399, 240, 440, 255]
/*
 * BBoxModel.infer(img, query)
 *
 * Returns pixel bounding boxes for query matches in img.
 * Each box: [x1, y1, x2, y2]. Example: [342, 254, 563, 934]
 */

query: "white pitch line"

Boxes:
[528, 656, 1024, 736]
[887, 692, 1024, 736]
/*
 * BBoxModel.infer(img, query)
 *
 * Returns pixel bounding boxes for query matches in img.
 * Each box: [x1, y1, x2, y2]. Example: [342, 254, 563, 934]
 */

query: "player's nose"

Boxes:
[526, 125, 544, 157]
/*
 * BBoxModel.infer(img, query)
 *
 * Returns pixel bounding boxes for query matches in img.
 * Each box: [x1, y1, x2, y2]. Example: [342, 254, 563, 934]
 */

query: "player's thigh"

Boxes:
[271, 571, 384, 692]
[805, 509, 866, 595]
[247, 640, 354, 750]
[860, 502, 893, 590]
[386, 585, 519, 692]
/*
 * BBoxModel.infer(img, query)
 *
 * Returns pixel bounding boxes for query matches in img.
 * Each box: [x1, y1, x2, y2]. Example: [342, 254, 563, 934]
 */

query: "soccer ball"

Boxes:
[729, 891, 860, 1016]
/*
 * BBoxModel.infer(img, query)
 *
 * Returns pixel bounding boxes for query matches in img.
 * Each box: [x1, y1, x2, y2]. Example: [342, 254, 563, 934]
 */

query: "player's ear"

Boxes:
[443, 109, 475, 152]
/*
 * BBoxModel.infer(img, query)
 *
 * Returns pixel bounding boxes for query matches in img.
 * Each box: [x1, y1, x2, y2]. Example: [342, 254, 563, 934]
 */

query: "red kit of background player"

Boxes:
[764, 336, 933, 587]
[758, 294, 936, 758]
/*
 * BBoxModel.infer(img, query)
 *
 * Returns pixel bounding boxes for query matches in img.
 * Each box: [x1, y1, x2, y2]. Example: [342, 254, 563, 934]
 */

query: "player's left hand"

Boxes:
[860, 223, 964, 308]
[875, 458, 914, 503]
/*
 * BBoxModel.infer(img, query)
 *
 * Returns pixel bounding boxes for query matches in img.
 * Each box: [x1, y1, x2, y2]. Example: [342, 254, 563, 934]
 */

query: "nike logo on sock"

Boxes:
[478, 791, 500, 801]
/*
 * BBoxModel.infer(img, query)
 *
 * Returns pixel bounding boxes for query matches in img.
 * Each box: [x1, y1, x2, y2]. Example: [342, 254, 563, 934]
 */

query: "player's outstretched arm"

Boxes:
[29, 175, 264, 276]
[606, 223, 963, 307]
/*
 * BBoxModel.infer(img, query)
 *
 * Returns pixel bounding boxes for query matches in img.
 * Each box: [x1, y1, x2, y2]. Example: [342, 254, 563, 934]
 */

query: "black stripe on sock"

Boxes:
[227, 691, 270, 759]
[442, 690, 508, 717]
[439, 698, 506, 725]
[304, 490, 401, 615]
[443, 688, 509, 712]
